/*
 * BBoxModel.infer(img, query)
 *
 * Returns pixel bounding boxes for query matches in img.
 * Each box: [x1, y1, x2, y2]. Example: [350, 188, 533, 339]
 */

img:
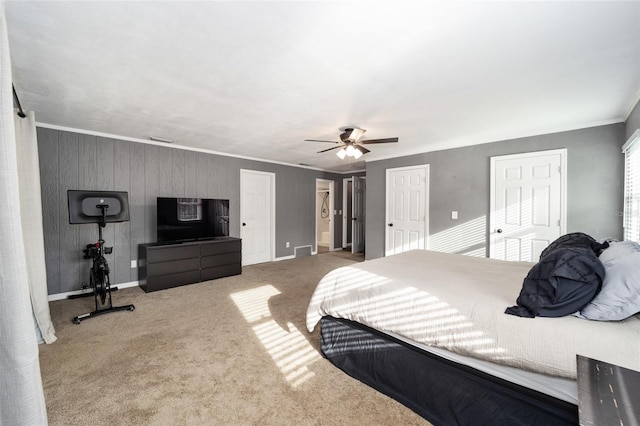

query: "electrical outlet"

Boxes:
[286, 242, 290, 248]
[131, 260, 137, 268]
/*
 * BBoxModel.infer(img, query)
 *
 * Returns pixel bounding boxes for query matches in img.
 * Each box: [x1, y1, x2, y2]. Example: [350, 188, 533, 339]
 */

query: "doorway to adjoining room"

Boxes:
[315, 179, 334, 254]
[342, 176, 366, 254]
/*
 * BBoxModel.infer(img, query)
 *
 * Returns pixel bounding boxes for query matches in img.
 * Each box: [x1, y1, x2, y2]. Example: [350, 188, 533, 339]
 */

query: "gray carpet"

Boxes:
[40, 251, 428, 425]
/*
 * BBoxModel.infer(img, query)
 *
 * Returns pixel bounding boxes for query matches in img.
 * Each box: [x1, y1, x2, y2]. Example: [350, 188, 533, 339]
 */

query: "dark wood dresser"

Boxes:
[138, 237, 241, 292]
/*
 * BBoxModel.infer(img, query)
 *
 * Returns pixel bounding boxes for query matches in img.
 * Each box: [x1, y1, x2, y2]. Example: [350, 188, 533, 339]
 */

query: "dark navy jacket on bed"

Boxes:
[505, 233, 607, 318]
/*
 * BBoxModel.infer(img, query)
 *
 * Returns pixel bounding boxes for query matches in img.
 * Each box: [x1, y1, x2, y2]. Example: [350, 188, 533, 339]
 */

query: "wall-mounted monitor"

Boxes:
[157, 197, 229, 243]
[67, 190, 130, 224]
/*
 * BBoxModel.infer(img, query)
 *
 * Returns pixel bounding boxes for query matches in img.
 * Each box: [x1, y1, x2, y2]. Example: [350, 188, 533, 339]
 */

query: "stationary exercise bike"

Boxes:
[68, 190, 135, 324]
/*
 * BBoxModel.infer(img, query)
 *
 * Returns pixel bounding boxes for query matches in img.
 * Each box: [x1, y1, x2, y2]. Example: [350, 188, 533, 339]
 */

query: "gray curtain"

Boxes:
[0, 3, 49, 424]
[14, 110, 57, 344]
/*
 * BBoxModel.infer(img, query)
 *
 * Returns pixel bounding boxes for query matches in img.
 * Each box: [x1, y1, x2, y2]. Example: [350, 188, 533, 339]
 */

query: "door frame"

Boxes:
[342, 176, 366, 251]
[385, 164, 430, 256]
[489, 149, 567, 259]
[240, 169, 276, 265]
[352, 175, 366, 253]
[342, 177, 352, 249]
[315, 178, 334, 253]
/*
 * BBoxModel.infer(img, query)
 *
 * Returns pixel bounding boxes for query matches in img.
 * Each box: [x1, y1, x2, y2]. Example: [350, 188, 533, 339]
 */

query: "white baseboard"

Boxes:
[274, 255, 295, 261]
[274, 244, 317, 261]
[48, 280, 139, 301]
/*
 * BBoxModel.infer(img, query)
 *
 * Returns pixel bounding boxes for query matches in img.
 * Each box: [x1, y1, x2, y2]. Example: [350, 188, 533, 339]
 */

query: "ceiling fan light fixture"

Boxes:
[308, 126, 397, 160]
[345, 144, 356, 156]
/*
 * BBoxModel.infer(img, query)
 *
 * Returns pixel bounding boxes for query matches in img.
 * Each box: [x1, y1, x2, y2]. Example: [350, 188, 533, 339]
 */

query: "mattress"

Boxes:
[320, 316, 579, 425]
[307, 250, 640, 380]
[384, 326, 577, 403]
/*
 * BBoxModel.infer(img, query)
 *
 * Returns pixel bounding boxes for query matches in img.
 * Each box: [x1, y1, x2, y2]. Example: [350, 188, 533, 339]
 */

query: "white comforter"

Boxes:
[306, 250, 640, 379]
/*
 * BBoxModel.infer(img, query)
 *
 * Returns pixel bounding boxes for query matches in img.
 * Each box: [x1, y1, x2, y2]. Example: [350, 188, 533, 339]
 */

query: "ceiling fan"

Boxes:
[305, 126, 399, 159]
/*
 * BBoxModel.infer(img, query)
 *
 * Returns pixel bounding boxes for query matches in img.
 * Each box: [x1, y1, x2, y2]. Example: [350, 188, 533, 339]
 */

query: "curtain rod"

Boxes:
[12, 84, 26, 118]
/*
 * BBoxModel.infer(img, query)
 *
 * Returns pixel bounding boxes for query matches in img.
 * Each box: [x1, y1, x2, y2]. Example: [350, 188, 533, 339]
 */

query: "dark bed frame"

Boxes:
[320, 316, 578, 426]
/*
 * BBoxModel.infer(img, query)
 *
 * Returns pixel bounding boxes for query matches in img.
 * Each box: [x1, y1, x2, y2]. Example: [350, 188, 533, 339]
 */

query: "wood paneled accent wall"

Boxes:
[37, 128, 343, 295]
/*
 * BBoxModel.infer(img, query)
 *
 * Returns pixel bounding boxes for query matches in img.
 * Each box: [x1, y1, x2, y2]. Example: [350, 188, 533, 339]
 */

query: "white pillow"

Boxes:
[598, 240, 640, 266]
[577, 250, 640, 321]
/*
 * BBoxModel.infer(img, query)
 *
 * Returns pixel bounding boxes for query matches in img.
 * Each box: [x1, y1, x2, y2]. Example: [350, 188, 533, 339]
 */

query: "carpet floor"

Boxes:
[40, 251, 428, 425]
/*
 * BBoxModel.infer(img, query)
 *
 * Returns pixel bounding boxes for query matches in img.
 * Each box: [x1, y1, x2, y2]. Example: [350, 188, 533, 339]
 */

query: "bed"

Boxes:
[306, 249, 640, 425]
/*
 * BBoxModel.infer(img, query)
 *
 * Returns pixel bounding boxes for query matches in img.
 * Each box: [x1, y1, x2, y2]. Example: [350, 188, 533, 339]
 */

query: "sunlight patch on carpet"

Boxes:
[231, 285, 320, 388]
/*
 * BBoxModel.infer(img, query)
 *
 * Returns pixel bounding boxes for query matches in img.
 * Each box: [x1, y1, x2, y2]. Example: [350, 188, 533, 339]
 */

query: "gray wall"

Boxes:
[37, 127, 345, 295]
[365, 123, 626, 260]
[627, 99, 640, 142]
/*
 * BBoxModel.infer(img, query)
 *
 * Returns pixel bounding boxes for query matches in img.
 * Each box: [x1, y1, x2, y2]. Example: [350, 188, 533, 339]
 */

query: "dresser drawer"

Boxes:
[147, 258, 200, 277]
[201, 264, 242, 281]
[147, 243, 200, 263]
[146, 270, 202, 292]
[201, 252, 241, 269]
[200, 239, 241, 256]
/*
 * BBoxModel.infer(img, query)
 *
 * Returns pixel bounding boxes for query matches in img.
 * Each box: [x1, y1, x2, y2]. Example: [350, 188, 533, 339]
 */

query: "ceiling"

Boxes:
[4, 1, 640, 173]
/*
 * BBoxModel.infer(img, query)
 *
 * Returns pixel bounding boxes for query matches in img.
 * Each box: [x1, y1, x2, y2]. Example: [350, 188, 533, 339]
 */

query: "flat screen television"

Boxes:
[157, 197, 229, 243]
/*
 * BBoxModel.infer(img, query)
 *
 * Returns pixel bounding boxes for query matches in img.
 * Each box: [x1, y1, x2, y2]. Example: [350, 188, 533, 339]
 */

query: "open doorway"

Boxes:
[342, 176, 365, 254]
[315, 179, 334, 254]
[343, 178, 353, 249]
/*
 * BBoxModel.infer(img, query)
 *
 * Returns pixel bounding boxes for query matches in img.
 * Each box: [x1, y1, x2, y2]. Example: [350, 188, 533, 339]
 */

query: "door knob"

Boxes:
[496, 228, 503, 233]
[352, 218, 357, 221]
[388, 223, 393, 227]
[242, 223, 246, 226]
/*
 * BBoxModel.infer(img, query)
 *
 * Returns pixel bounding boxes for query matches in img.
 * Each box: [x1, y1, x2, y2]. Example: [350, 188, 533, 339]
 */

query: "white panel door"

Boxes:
[241, 170, 274, 265]
[352, 176, 365, 253]
[385, 165, 428, 256]
[490, 149, 566, 262]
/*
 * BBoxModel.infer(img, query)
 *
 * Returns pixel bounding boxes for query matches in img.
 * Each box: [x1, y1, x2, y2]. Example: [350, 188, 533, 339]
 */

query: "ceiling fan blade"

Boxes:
[317, 145, 343, 153]
[349, 128, 366, 141]
[355, 145, 370, 154]
[305, 139, 340, 143]
[360, 137, 399, 144]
